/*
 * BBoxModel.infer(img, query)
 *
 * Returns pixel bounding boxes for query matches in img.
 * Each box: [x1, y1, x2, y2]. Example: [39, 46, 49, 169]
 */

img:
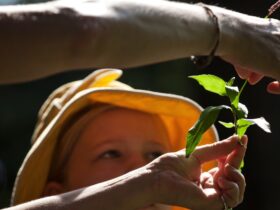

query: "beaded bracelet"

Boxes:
[191, 3, 220, 68]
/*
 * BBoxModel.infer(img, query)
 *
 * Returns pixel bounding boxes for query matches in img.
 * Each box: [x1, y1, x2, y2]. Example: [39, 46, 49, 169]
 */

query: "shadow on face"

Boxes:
[44, 107, 171, 210]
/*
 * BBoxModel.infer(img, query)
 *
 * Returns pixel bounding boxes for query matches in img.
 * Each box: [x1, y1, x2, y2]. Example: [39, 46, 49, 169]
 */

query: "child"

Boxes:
[11, 69, 246, 210]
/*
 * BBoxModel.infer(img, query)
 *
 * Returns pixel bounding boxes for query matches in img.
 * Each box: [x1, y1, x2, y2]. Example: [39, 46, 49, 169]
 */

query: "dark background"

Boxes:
[0, 0, 280, 209]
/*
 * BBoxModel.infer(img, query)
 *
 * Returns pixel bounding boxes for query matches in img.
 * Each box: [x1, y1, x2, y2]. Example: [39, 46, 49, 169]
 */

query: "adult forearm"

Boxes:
[209, 5, 280, 80]
[63, 168, 154, 210]
[8, 168, 154, 210]
[1, 0, 279, 83]
[65, 0, 217, 68]
[0, 0, 217, 83]
[80, 0, 280, 80]
[0, 2, 83, 83]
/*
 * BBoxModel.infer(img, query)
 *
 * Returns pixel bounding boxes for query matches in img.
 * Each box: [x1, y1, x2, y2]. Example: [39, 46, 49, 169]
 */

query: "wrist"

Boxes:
[207, 5, 259, 58]
[206, 5, 238, 57]
[190, 3, 220, 67]
[122, 168, 157, 209]
[99, 167, 157, 210]
[179, 3, 220, 56]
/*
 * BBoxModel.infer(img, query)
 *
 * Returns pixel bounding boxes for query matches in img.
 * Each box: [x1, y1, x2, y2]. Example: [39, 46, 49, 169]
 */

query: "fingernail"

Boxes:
[240, 135, 248, 147]
[231, 135, 240, 143]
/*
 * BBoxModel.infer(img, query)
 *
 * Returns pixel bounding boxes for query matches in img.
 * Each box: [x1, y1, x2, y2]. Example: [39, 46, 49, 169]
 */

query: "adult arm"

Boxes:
[209, 5, 280, 94]
[234, 67, 280, 94]
[0, 0, 216, 83]
[1, 0, 279, 84]
[6, 136, 244, 210]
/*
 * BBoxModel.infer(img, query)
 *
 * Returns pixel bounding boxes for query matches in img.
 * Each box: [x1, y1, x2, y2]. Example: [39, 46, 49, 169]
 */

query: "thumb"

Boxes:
[226, 135, 248, 169]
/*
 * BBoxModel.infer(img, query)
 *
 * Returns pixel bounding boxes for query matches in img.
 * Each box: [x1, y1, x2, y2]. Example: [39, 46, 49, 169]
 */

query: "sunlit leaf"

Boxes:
[246, 117, 271, 133]
[238, 103, 248, 118]
[237, 119, 254, 138]
[186, 105, 231, 157]
[225, 85, 239, 108]
[228, 80, 247, 113]
[219, 121, 235, 128]
[227, 77, 235, 86]
[231, 103, 248, 119]
[189, 74, 227, 96]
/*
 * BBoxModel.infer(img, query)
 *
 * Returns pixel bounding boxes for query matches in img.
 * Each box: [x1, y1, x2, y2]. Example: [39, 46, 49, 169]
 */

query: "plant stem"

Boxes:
[233, 80, 247, 136]
[240, 80, 248, 95]
[232, 106, 237, 135]
[266, 0, 280, 18]
[233, 111, 237, 135]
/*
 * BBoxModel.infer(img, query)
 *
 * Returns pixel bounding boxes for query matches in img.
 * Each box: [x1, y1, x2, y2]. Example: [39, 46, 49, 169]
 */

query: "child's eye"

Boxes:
[99, 150, 122, 159]
[146, 151, 164, 161]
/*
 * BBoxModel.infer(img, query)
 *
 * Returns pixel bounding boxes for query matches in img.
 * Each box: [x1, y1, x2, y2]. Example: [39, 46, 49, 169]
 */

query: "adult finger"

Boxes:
[191, 135, 240, 165]
[224, 164, 246, 202]
[212, 156, 226, 182]
[226, 136, 248, 169]
[208, 167, 219, 176]
[234, 66, 251, 80]
[200, 171, 216, 188]
[234, 66, 263, 85]
[267, 81, 280, 94]
[247, 72, 264, 85]
[218, 177, 240, 208]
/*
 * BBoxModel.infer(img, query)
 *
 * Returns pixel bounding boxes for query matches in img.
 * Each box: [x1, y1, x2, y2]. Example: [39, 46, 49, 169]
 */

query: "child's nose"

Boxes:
[125, 155, 148, 172]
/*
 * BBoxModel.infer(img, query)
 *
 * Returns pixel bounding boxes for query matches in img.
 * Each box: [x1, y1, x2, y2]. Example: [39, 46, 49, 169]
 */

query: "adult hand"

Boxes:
[7, 136, 246, 210]
[218, 135, 247, 208]
[211, 6, 280, 93]
[200, 135, 247, 209]
[234, 67, 280, 94]
[146, 135, 246, 210]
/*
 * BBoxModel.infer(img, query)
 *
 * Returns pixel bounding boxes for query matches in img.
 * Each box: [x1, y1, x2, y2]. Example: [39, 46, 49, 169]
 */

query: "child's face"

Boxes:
[62, 108, 170, 190]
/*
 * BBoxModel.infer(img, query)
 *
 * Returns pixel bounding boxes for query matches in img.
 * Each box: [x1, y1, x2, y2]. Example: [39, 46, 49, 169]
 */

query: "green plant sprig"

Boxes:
[185, 74, 271, 159]
[265, 0, 280, 18]
[186, 0, 278, 158]
[184, 2, 277, 209]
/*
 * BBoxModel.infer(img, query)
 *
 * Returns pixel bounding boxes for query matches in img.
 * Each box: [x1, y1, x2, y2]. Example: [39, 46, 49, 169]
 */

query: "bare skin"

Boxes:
[234, 67, 280, 94]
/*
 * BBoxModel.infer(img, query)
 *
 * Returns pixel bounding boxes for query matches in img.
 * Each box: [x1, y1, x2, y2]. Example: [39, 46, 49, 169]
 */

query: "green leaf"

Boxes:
[238, 103, 248, 118]
[189, 74, 227, 96]
[186, 105, 231, 157]
[219, 121, 235, 128]
[225, 85, 239, 108]
[227, 80, 247, 113]
[246, 117, 271, 133]
[237, 117, 271, 138]
[235, 80, 248, 112]
[231, 103, 248, 119]
[227, 77, 235, 86]
[237, 118, 254, 138]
